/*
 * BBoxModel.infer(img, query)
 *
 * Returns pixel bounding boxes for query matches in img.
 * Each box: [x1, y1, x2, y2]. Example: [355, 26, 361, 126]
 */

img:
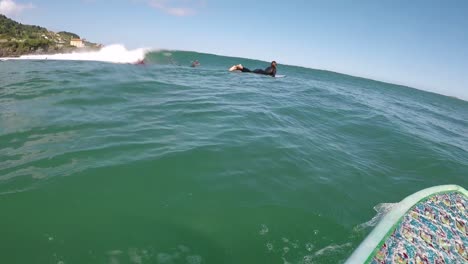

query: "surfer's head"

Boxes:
[271, 61, 277, 68]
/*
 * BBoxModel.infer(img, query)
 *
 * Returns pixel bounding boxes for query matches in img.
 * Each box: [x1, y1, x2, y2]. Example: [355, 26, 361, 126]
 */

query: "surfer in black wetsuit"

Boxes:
[229, 61, 277, 77]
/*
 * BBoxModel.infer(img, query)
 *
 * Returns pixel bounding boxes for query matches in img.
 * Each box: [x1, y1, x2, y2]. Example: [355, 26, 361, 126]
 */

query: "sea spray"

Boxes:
[14, 44, 148, 64]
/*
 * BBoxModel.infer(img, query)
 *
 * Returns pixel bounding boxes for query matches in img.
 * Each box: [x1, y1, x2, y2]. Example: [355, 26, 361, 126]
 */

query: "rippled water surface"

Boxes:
[1, 55, 467, 263]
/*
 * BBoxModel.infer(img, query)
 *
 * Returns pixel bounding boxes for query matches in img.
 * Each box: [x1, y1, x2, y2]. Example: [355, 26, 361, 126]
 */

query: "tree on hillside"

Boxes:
[57, 31, 80, 39]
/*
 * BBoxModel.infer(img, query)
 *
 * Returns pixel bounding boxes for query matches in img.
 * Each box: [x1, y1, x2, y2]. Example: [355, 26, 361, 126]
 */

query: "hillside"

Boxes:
[0, 15, 100, 57]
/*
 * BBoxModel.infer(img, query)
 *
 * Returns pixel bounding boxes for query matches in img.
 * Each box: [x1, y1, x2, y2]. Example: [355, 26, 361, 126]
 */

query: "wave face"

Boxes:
[0, 52, 467, 263]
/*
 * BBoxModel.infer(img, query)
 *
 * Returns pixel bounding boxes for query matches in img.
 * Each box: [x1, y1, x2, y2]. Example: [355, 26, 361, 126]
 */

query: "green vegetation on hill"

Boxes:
[57, 31, 80, 39]
[0, 14, 99, 57]
[0, 15, 48, 37]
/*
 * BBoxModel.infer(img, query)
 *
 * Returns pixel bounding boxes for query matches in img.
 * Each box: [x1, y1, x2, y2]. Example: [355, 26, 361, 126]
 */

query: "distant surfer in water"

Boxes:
[191, 60, 200, 67]
[229, 61, 277, 77]
[135, 59, 145, 65]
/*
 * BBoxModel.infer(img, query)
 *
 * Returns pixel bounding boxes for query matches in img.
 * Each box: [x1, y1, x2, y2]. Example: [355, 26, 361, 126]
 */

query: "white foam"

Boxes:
[186, 255, 202, 264]
[355, 203, 397, 231]
[10, 44, 148, 64]
[305, 243, 314, 252]
[313, 242, 352, 257]
[259, 224, 269, 235]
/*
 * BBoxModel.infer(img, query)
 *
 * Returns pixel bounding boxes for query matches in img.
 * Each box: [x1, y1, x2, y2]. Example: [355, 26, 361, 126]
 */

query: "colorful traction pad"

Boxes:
[370, 192, 467, 264]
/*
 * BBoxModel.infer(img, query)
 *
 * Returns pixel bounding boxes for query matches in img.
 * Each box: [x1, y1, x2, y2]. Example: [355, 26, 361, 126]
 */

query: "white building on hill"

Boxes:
[70, 38, 85, 48]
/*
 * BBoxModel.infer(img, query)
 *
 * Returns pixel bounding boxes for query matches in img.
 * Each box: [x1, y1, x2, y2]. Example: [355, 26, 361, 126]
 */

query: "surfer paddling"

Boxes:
[191, 60, 200, 67]
[229, 61, 277, 77]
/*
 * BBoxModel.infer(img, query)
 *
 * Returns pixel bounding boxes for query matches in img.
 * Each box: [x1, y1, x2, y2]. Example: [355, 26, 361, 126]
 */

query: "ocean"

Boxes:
[1, 47, 467, 264]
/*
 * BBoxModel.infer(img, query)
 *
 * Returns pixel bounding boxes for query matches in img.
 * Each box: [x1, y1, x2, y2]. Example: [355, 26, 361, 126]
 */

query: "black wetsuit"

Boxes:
[241, 66, 276, 77]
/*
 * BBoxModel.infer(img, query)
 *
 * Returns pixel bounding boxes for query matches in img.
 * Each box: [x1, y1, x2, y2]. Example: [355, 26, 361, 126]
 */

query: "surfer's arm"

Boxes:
[264, 67, 276, 77]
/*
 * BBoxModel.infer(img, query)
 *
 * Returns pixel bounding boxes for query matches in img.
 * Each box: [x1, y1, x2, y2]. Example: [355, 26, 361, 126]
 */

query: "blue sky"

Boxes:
[2, 0, 468, 99]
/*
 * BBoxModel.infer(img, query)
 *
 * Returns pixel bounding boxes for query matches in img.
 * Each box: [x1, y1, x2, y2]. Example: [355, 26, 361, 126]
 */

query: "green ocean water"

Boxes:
[0, 51, 467, 264]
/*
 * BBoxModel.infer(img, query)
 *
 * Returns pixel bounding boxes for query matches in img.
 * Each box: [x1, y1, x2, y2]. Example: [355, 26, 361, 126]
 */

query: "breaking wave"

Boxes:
[12, 44, 148, 64]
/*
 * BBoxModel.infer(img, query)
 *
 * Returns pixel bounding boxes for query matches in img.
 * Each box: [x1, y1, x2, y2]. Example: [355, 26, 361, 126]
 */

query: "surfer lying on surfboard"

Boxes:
[229, 61, 277, 77]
